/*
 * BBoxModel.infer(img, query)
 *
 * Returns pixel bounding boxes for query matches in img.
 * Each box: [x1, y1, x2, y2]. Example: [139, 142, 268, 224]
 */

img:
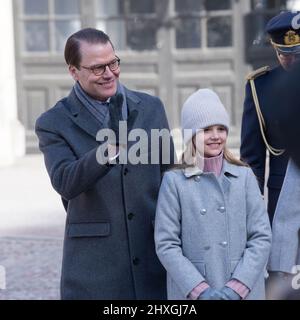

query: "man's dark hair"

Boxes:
[64, 28, 114, 68]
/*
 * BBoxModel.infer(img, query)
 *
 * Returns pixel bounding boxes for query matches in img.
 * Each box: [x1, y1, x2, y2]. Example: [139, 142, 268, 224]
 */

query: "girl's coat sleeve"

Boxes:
[154, 172, 205, 298]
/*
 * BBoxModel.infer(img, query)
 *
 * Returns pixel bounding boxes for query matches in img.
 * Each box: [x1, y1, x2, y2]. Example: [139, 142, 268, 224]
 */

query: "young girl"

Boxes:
[154, 89, 272, 300]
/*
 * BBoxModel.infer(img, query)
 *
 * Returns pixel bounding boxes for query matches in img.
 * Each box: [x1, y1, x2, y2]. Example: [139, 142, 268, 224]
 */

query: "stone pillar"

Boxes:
[0, 0, 25, 166]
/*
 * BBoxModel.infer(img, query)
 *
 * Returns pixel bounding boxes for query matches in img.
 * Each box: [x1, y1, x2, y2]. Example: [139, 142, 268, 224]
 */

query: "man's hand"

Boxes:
[107, 144, 119, 160]
[108, 93, 138, 146]
[108, 94, 123, 145]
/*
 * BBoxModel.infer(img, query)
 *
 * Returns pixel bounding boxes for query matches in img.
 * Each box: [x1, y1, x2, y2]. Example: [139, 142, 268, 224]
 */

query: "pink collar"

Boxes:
[196, 151, 224, 176]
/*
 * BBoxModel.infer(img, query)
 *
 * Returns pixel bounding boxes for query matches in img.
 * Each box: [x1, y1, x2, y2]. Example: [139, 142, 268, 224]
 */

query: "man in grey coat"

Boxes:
[35, 28, 175, 299]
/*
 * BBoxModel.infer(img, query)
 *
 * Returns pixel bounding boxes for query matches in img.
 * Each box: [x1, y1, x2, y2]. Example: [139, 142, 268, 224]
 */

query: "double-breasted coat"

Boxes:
[35, 86, 175, 299]
[269, 160, 300, 273]
[155, 161, 272, 300]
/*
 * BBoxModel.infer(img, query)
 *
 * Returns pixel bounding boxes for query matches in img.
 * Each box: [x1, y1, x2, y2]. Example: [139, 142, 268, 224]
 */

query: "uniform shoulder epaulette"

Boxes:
[246, 66, 270, 81]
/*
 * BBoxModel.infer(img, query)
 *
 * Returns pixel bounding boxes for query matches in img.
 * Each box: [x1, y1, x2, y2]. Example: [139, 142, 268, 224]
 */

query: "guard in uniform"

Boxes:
[240, 11, 300, 224]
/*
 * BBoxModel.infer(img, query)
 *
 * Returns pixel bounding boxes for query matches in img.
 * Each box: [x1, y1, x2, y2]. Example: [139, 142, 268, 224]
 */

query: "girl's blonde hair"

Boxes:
[177, 136, 247, 169]
[223, 147, 247, 167]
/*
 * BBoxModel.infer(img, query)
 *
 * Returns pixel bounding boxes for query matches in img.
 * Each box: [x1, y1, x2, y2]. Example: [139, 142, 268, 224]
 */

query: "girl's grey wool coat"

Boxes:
[155, 160, 272, 300]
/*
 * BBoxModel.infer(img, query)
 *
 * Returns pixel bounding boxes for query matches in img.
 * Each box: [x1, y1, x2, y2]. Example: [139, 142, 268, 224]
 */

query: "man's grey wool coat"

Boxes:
[35, 86, 175, 299]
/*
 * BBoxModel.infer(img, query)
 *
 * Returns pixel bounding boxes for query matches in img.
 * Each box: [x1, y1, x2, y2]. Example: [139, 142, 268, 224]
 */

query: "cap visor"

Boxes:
[276, 45, 300, 54]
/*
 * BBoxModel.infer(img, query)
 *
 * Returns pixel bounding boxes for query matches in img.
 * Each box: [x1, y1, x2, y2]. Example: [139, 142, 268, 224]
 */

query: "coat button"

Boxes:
[204, 246, 210, 251]
[200, 209, 207, 215]
[220, 241, 228, 247]
[128, 212, 135, 220]
[133, 257, 140, 265]
[218, 206, 226, 213]
[194, 176, 201, 182]
[124, 168, 129, 175]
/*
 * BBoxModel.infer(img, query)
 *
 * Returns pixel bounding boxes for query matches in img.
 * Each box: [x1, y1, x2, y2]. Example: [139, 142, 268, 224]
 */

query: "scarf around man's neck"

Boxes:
[74, 80, 128, 127]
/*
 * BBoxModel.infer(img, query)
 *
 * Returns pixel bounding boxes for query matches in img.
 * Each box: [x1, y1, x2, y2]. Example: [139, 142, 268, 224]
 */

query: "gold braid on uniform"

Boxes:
[246, 66, 285, 156]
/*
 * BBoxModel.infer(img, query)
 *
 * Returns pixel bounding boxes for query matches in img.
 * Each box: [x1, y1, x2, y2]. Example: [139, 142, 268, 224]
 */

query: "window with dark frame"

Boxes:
[96, 0, 158, 51]
[22, 0, 81, 53]
[174, 0, 233, 49]
[21, 0, 236, 53]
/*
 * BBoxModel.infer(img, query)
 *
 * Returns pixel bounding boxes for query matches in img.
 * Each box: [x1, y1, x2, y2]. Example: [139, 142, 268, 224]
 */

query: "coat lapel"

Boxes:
[124, 88, 144, 149]
[125, 88, 142, 130]
[182, 160, 240, 196]
[220, 161, 240, 195]
[220, 174, 231, 196]
[64, 88, 106, 139]
[63, 87, 144, 144]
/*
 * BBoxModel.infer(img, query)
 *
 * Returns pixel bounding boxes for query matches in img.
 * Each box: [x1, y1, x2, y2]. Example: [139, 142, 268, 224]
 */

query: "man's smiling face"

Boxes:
[69, 41, 120, 101]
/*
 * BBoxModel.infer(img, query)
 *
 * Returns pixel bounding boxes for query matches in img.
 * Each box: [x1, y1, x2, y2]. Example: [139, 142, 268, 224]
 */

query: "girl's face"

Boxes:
[193, 125, 227, 158]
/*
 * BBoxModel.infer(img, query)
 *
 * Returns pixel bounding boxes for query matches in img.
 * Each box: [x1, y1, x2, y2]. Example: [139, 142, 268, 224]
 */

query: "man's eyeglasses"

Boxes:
[80, 56, 120, 76]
